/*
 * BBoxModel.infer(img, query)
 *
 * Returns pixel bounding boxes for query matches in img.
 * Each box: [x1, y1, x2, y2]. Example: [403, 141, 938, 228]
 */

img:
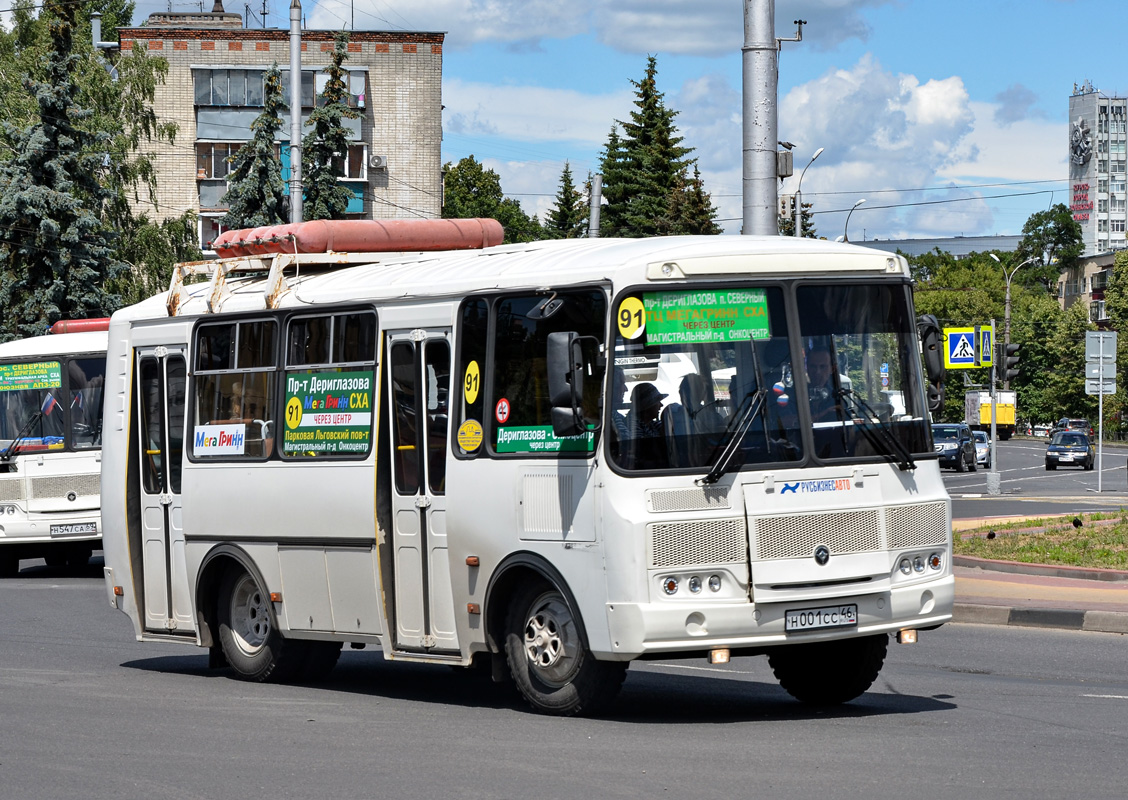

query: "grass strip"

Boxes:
[953, 510, 1128, 570]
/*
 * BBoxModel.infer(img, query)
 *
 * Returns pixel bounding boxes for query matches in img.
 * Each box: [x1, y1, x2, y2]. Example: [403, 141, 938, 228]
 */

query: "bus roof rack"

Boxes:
[167, 218, 505, 317]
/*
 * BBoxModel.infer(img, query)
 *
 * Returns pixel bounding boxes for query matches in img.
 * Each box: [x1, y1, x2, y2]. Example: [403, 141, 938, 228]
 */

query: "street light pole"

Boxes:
[843, 198, 866, 242]
[793, 147, 823, 238]
[989, 253, 1036, 389]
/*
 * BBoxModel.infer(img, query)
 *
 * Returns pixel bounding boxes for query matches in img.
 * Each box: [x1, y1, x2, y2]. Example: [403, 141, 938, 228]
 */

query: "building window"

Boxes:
[1112, 197, 1125, 213]
[1099, 160, 1108, 173]
[280, 69, 366, 109]
[1090, 301, 1106, 322]
[1114, 162, 1126, 174]
[1112, 219, 1126, 233]
[1111, 178, 1125, 194]
[197, 143, 243, 179]
[1099, 219, 1109, 232]
[1099, 199, 1108, 214]
[1100, 179, 1109, 193]
[194, 69, 266, 107]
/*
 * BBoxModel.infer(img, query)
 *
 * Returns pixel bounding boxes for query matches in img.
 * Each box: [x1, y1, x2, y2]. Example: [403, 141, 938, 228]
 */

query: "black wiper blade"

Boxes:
[835, 389, 915, 471]
[697, 389, 767, 486]
[0, 410, 43, 462]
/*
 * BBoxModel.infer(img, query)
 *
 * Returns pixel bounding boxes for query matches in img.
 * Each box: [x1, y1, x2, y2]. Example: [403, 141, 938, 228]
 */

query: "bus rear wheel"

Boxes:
[768, 633, 888, 706]
[217, 566, 306, 683]
[504, 583, 626, 716]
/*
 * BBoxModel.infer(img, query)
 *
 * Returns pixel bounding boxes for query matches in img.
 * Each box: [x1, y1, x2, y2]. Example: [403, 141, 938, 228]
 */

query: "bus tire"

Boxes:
[768, 633, 887, 706]
[217, 566, 306, 683]
[504, 582, 626, 716]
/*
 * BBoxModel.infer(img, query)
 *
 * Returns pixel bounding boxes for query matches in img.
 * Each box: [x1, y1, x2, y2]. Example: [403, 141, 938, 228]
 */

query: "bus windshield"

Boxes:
[608, 282, 930, 473]
[0, 357, 106, 453]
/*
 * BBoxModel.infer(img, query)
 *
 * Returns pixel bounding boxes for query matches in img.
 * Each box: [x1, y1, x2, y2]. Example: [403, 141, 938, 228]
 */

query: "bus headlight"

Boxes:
[913, 556, 926, 573]
[662, 577, 679, 595]
[708, 575, 722, 592]
[899, 558, 912, 575]
[688, 576, 702, 593]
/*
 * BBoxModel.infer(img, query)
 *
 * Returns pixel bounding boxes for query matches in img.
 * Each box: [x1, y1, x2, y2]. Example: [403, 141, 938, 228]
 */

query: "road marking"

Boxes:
[1081, 694, 1128, 700]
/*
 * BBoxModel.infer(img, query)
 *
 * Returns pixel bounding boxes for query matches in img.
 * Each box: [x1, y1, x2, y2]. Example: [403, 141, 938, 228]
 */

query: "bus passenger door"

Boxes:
[386, 329, 458, 653]
[136, 347, 192, 633]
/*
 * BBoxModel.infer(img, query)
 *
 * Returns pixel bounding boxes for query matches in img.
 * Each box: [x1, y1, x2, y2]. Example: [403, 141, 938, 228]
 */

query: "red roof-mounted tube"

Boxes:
[49, 318, 111, 334]
[211, 218, 505, 259]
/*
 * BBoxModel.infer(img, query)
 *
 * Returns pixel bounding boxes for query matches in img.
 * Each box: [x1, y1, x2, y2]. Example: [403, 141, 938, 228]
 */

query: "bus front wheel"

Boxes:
[768, 633, 888, 705]
[504, 583, 626, 716]
[217, 566, 306, 683]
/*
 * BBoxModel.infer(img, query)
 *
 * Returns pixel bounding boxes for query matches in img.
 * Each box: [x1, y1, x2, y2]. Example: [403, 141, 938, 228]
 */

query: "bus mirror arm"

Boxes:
[547, 331, 599, 438]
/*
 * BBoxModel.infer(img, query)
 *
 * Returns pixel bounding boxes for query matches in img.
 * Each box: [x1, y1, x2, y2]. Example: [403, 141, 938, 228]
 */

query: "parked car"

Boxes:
[1054, 417, 1094, 437]
[932, 422, 976, 472]
[973, 429, 991, 468]
[1045, 431, 1095, 470]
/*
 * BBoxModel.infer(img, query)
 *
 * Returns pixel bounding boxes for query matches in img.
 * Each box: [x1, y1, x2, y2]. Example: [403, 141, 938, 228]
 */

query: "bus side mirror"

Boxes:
[917, 314, 945, 412]
[547, 331, 595, 438]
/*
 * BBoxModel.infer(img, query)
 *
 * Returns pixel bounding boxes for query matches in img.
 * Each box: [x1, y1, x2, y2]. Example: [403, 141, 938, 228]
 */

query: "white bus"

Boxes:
[100, 219, 953, 715]
[0, 322, 109, 577]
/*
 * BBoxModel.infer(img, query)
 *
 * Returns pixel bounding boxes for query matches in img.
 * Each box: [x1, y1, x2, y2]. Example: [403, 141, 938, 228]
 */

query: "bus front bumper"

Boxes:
[600, 574, 954, 659]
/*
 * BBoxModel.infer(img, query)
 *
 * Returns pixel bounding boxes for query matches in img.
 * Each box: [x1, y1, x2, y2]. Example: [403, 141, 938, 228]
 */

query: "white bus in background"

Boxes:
[100, 219, 953, 716]
[0, 320, 109, 577]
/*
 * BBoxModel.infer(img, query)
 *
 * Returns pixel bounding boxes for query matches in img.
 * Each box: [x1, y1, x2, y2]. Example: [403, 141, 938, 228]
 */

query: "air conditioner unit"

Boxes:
[368, 154, 387, 170]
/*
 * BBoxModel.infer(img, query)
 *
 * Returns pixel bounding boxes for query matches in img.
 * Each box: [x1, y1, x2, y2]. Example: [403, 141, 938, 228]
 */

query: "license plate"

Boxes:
[50, 522, 97, 536]
[1059, 455, 1073, 461]
[785, 604, 858, 632]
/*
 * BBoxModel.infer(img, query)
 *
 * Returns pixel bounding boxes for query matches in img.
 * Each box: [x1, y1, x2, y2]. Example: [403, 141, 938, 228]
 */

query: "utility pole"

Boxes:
[741, 2, 805, 236]
[289, 0, 303, 223]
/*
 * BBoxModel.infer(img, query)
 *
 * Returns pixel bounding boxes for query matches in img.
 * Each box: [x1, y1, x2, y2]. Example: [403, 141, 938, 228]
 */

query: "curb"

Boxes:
[953, 603, 1128, 634]
[953, 555, 1128, 582]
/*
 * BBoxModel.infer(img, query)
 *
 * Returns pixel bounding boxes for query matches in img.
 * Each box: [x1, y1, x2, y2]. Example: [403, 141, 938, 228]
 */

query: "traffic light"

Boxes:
[997, 342, 1020, 381]
[779, 193, 794, 221]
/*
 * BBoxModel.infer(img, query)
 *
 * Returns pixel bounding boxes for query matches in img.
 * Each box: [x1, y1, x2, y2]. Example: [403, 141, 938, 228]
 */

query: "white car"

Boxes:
[973, 430, 991, 467]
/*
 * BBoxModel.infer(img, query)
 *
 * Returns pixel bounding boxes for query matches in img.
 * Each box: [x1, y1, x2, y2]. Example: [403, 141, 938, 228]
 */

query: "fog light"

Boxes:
[688, 576, 702, 593]
[662, 577, 679, 595]
[928, 552, 942, 570]
[708, 575, 722, 592]
[899, 558, 912, 575]
[913, 556, 925, 573]
[896, 629, 917, 644]
[709, 648, 730, 664]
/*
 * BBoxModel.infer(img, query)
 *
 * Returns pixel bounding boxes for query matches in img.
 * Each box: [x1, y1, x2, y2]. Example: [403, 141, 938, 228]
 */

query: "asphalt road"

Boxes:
[945, 437, 1128, 519]
[2, 561, 1127, 799]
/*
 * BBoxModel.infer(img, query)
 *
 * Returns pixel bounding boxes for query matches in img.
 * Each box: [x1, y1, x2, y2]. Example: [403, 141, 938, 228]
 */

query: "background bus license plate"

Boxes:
[50, 523, 97, 536]
[785, 604, 858, 632]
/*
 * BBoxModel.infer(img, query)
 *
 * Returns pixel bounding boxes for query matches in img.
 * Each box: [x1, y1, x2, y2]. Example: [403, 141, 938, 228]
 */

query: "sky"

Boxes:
[135, 0, 1121, 242]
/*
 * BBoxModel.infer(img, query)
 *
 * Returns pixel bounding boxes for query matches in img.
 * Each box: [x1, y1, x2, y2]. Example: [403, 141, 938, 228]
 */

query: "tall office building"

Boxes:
[1068, 80, 1127, 255]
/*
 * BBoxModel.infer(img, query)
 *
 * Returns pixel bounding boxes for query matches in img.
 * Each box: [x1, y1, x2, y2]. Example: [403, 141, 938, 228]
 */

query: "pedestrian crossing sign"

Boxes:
[979, 326, 993, 367]
[944, 327, 977, 369]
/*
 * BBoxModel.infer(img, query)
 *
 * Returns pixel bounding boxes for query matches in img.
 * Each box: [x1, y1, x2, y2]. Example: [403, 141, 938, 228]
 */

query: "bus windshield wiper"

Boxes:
[835, 388, 916, 471]
[696, 388, 767, 486]
[0, 410, 43, 462]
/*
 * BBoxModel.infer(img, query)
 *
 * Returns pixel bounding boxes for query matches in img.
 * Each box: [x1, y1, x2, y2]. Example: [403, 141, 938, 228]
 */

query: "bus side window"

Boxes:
[489, 290, 606, 456]
[192, 319, 277, 459]
[455, 298, 488, 457]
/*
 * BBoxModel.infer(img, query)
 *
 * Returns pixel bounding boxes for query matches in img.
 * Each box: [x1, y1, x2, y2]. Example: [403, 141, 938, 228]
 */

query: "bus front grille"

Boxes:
[30, 474, 101, 500]
[648, 518, 747, 568]
[750, 501, 948, 561]
[0, 477, 25, 502]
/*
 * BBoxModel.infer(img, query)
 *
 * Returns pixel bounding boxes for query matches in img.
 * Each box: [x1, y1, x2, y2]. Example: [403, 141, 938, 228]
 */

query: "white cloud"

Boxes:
[443, 78, 632, 145]
[301, 0, 893, 53]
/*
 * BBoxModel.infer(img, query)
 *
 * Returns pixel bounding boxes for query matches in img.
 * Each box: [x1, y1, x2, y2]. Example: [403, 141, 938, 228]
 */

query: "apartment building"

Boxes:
[1069, 80, 1127, 256]
[115, 7, 444, 249]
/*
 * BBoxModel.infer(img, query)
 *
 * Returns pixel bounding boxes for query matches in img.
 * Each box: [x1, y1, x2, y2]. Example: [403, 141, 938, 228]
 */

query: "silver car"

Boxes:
[973, 430, 991, 468]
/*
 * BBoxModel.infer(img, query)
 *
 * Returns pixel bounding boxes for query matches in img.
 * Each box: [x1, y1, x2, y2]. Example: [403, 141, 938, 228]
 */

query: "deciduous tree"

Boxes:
[442, 155, 542, 243]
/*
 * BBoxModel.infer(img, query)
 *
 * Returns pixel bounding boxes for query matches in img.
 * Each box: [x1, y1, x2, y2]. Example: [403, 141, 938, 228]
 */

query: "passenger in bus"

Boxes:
[661, 373, 724, 467]
[624, 382, 668, 469]
[805, 346, 840, 423]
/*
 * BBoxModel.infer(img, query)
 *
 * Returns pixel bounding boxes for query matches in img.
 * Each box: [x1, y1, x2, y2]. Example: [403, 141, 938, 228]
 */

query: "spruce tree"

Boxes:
[666, 166, 721, 235]
[0, 0, 123, 340]
[600, 56, 696, 237]
[545, 162, 586, 239]
[302, 32, 361, 221]
[222, 65, 288, 230]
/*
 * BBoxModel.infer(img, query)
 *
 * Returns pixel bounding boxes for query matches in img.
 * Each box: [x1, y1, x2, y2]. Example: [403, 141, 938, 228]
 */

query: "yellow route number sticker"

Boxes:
[285, 396, 303, 430]
[617, 297, 646, 340]
[464, 360, 481, 404]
